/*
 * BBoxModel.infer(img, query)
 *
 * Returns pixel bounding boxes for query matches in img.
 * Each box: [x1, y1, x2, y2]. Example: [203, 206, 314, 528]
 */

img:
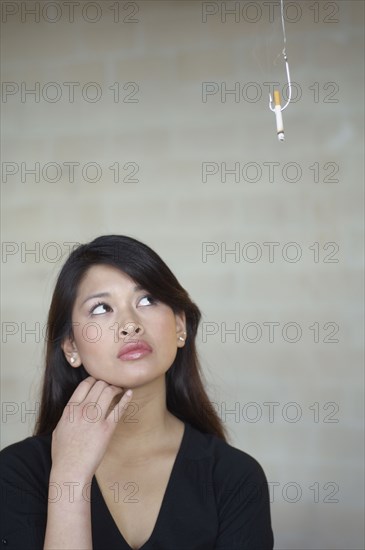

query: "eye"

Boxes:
[138, 294, 156, 307]
[90, 302, 112, 315]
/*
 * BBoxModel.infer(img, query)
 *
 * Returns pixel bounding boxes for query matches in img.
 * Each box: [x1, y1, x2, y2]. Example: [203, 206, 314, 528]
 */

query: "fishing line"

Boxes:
[269, 0, 292, 141]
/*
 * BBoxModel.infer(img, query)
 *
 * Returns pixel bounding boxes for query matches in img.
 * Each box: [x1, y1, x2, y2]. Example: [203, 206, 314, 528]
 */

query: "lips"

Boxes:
[117, 340, 152, 361]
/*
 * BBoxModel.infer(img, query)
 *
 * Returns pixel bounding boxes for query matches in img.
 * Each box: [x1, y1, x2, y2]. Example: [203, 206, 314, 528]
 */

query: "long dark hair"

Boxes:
[34, 235, 228, 441]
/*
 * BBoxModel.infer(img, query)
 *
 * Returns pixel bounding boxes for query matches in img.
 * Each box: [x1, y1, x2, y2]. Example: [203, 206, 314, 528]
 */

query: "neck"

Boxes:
[104, 375, 180, 460]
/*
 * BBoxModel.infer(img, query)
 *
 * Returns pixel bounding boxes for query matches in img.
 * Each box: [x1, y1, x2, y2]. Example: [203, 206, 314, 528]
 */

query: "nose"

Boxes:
[119, 320, 144, 339]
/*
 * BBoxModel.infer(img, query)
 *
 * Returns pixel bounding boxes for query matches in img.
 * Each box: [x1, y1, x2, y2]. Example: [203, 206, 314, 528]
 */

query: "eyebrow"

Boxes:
[81, 285, 144, 306]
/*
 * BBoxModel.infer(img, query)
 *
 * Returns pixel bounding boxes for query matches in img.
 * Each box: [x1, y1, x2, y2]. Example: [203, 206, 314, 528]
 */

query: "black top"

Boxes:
[0, 422, 274, 549]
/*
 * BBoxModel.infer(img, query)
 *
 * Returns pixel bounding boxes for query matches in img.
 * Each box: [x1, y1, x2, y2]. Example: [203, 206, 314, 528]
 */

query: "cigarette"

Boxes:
[273, 90, 285, 141]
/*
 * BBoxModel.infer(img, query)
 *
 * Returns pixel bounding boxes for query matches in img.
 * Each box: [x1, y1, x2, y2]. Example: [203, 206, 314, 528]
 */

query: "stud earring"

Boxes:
[178, 336, 185, 342]
[70, 355, 76, 364]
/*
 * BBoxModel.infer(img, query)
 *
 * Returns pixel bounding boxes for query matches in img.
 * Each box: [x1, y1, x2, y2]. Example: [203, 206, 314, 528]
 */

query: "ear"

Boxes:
[175, 311, 187, 348]
[61, 336, 81, 368]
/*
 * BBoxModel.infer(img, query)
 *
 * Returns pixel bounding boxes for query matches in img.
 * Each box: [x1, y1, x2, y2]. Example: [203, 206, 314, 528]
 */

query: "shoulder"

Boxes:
[0, 433, 52, 487]
[0, 435, 52, 548]
[185, 422, 268, 483]
[0, 432, 52, 463]
[184, 423, 274, 548]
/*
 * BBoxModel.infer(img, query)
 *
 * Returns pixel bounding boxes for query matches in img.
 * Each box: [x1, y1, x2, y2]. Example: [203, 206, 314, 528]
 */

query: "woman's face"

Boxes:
[62, 264, 186, 389]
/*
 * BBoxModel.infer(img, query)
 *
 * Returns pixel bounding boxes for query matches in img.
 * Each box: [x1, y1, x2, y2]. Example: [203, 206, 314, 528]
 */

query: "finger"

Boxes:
[68, 376, 97, 405]
[106, 389, 133, 423]
[95, 384, 124, 414]
[85, 379, 116, 405]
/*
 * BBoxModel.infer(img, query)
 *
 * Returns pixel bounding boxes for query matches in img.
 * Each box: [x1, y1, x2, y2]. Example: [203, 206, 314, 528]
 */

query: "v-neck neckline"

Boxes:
[92, 421, 189, 550]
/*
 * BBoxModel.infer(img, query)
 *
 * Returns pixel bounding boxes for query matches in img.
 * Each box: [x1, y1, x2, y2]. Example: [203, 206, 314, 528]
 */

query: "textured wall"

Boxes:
[1, 1, 364, 548]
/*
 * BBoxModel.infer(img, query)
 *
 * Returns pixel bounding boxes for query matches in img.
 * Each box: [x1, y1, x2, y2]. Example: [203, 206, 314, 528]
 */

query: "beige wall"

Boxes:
[1, 1, 364, 548]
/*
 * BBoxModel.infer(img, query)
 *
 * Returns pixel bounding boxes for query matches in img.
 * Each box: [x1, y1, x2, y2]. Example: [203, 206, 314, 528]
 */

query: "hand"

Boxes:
[50, 377, 133, 481]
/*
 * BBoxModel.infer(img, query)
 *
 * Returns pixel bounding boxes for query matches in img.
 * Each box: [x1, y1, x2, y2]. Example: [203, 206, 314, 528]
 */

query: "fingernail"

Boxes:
[125, 390, 132, 397]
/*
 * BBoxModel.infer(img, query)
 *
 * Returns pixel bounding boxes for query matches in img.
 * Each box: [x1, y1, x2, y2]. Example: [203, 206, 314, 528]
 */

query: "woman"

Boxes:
[0, 235, 274, 549]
